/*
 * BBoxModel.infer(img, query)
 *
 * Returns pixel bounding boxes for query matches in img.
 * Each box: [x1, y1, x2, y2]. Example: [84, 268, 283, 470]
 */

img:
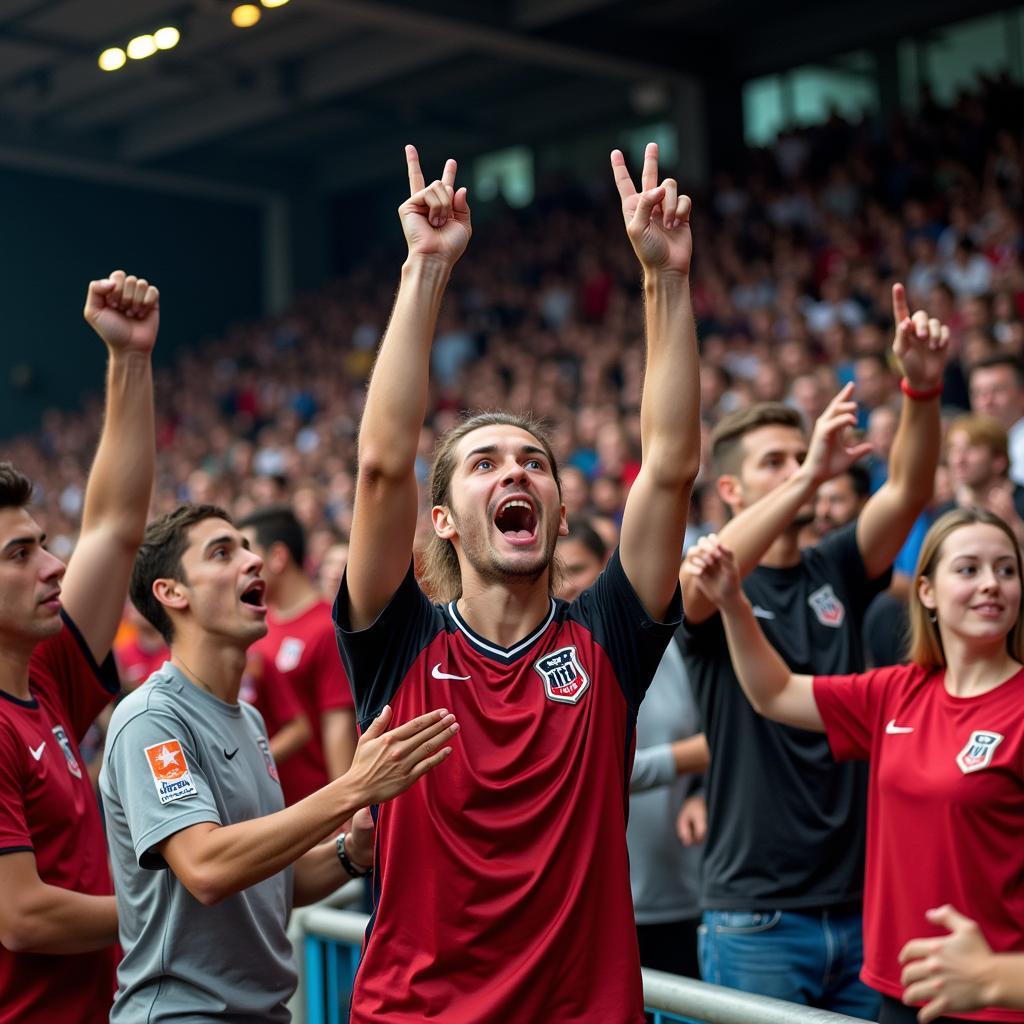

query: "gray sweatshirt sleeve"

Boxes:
[629, 742, 677, 793]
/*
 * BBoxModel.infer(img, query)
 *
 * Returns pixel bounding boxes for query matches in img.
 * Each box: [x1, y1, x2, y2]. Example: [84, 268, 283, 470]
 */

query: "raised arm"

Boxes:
[346, 148, 471, 631]
[61, 272, 157, 660]
[611, 143, 700, 620]
[681, 384, 873, 624]
[857, 283, 950, 578]
[683, 535, 823, 732]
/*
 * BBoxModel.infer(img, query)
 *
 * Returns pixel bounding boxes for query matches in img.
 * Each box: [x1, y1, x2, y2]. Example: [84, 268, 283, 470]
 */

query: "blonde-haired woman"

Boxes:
[684, 507, 1024, 1024]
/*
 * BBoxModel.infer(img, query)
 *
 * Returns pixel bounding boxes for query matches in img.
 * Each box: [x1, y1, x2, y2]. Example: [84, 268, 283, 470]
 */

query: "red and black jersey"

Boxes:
[335, 550, 680, 1024]
[815, 663, 1024, 1022]
[0, 613, 120, 1024]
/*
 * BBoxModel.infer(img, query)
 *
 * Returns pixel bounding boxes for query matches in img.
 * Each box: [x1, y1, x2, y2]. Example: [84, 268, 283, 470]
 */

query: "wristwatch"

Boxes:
[336, 832, 371, 878]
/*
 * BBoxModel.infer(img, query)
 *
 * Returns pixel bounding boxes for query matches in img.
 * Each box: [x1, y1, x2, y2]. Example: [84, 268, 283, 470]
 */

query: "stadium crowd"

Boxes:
[2, 71, 1024, 1023]
[7, 74, 1023, 583]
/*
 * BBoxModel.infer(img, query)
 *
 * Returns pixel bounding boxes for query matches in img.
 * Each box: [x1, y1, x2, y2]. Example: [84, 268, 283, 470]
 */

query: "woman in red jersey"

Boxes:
[683, 506, 1024, 1024]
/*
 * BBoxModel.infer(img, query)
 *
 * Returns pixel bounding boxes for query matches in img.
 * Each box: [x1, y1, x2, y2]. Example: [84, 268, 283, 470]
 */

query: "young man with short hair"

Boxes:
[969, 354, 1024, 484]
[0, 271, 159, 1024]
[679, 286, 950, 1016]
[238, 505, 357, 803]
[334, 143, 700, 1022]
[100, 502, 457, 1022]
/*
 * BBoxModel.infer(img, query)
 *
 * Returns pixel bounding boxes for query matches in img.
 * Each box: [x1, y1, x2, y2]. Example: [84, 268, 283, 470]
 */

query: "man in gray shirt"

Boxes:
[101, 503, 459, 1022]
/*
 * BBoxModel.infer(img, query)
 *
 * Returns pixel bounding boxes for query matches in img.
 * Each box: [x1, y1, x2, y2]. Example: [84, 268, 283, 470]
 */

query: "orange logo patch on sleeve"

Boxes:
[144, 739, 198, 804]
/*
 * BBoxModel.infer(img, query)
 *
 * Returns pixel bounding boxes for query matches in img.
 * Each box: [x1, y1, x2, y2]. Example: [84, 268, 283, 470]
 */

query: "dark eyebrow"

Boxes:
[464, 445, 499, 462]
[2, 534, 42, 554]
[464, 444, 548, 462]
[203, 534, 241, 556]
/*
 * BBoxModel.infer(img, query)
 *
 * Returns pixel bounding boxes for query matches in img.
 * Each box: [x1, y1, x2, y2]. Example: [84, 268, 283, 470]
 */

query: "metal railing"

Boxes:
[289, 898, 868, 1024]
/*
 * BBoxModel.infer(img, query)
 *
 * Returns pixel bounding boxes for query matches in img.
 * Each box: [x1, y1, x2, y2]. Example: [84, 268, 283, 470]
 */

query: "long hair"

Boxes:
[420, 411, 562, 603]
[906, 506, 1024, 668]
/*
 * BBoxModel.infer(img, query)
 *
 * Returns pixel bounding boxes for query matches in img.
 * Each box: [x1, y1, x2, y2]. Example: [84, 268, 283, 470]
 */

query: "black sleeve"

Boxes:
[570, 548, 682, 712]
[333, 564, 443, 726]
[815, 521, 891, 621]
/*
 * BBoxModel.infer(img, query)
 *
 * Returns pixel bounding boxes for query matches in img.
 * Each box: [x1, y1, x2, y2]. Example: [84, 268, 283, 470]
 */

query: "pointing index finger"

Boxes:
[892, 282, 910, 325]
[406, 144, 425, 195]
[610, 149, 636, 201]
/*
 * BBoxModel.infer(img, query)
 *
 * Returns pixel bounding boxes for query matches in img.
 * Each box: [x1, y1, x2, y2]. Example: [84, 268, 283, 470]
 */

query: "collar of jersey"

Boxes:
[446, 598, 556, 662]
[0, 688, 38, 709]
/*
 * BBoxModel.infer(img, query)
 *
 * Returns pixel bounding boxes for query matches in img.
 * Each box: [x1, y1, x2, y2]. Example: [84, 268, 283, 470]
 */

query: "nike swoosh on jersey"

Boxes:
[885, 720, 914, 734]
[29, 742, 46, 761]
[224, 748, 240, 760]
[752, 606, 776, 620]
[431, 663, 471, 681]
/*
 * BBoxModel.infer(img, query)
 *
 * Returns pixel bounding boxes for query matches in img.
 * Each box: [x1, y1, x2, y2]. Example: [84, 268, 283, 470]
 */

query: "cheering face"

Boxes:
[158, 518, 268, 648]
[731, 425, 813, 525]
[919, 523, 1022, 650]
[0, 507, 66, 645]
[438, 425, 567, 588]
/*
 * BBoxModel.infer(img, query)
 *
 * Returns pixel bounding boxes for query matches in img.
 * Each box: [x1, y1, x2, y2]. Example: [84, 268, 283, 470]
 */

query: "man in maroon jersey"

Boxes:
[333, 144, 699, 1022]
[238, 506, 356, 804]
[0, 271, 158, 1024]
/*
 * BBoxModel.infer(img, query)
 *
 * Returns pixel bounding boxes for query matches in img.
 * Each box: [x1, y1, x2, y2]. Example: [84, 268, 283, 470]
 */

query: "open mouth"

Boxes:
[493, 496, 538, 545]
[239, 578, 267, 611]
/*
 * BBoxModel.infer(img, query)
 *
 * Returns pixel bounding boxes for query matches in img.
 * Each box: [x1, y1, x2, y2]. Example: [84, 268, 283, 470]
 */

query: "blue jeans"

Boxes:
[699, 909, 880, 1021]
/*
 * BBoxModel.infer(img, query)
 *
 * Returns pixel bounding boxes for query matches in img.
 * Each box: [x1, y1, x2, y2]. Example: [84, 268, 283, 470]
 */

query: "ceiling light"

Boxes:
[126, 34, 157, 60]
[153, 27, 180, 50]
[231, 4, 262, 27]
[261, 0, 291, 6]
[98, 47, 127, 71]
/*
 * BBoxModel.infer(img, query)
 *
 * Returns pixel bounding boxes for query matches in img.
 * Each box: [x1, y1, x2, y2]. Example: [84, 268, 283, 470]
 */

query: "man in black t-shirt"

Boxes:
[679, 285, 950, 1016]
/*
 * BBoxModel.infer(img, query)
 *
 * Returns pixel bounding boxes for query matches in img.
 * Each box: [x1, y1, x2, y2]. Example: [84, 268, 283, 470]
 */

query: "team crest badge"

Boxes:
[535, 646, 590, 705]
[51, 724, 82, 779]
[808, 584, 845, 628]
[275, 637, 305, 673]
[144, 739, 198, 804]
[956, 730, 1004, 775]
[256, 736, 280, 782]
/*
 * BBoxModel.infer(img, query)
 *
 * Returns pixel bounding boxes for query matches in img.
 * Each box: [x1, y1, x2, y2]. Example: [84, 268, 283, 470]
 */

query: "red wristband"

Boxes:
[900, 378, 943, 402]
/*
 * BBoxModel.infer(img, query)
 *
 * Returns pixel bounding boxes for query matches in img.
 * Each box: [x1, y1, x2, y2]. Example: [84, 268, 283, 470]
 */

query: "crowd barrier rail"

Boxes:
[289, 892, 869, 1024]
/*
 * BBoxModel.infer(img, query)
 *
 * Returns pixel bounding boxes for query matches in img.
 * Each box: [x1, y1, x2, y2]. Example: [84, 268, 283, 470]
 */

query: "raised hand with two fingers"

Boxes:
[399, 145, 472, 267]
[610, 142, 692, 276]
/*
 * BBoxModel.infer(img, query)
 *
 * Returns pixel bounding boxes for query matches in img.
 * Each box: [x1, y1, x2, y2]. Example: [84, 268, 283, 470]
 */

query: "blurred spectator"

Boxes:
[968, 355, 1024, 484]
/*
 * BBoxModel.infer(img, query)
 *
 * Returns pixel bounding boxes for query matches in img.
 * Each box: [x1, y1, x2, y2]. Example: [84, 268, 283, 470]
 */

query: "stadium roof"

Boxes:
[0, 0, 1016, 199]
